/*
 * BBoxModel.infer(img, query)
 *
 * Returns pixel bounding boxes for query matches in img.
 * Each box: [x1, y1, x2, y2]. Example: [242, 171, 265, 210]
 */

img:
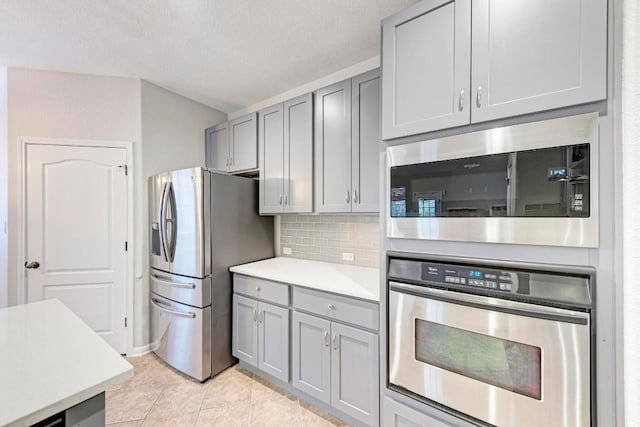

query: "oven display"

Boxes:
[468, 270, 482, 278]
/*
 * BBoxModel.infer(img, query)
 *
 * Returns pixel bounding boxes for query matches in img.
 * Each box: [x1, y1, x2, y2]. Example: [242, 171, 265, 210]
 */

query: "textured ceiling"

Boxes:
[0, 0, 416, 112]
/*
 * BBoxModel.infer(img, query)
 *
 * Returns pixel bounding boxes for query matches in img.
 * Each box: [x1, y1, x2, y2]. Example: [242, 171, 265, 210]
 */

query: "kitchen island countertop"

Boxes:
[0, 299, 133, 426]
[230, 257, 380, 302]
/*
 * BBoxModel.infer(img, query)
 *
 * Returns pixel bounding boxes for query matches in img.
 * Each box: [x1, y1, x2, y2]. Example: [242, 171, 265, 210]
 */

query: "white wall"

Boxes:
[0, 67, 7, 309]
[623, 0, 640, 424]
[137, 80, 226, 348]
[5, 68, 225, 352]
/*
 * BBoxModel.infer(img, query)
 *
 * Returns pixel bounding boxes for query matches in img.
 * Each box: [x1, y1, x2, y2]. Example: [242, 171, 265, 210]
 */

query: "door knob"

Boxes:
[25, 261, 40, 269]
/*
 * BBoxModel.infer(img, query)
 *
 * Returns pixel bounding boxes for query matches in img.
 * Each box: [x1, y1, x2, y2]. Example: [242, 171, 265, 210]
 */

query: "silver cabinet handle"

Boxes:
[151, 298, 196, 318]
[327, 304, 335, 311]
[259, 311, 264, 323]
[458, 88, 465, 111]
[255, 287, 261, 292]
[476, 85, 483, 108]
[253, 309, 257, 322]
[284, 195, 288, 205]
[345, 191, 350, 203]
[151, 274, 196, 289]
[229, 156, 233, 165]
[353, 190, 358, 204]
[324, 331, 329, 347]
[279, 195, 283, 205]
[332, 333, 338, 350]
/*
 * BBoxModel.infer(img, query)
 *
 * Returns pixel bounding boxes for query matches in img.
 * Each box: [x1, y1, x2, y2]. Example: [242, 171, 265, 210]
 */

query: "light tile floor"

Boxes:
[106, 353, 347, 427]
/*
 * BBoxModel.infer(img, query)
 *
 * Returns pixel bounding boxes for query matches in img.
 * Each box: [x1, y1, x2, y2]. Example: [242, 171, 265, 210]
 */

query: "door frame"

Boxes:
[16, 137, 135, 354]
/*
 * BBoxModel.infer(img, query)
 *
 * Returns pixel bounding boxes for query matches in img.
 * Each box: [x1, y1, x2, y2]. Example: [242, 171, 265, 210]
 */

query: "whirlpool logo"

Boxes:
[463, 163, 481, 169]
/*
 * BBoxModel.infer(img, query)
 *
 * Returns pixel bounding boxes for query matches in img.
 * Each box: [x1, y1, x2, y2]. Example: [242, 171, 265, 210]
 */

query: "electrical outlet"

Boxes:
[342, 252, 355, 261]
[282, 247, 292, 255]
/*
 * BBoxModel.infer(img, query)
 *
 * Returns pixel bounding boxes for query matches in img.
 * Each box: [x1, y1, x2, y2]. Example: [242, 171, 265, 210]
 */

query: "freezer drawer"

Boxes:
[150, 269, 211, 307]
[150, 293, 212, 381]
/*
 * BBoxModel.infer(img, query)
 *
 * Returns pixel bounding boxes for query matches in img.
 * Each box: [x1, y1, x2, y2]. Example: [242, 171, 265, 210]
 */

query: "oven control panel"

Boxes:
[421, 262, 525, 294]
[387, 255, 594, 308]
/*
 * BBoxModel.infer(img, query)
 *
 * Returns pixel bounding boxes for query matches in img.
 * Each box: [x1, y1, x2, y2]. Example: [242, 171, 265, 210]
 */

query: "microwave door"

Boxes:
[168, 168, 208, 279]
[150, 173, 171, 273]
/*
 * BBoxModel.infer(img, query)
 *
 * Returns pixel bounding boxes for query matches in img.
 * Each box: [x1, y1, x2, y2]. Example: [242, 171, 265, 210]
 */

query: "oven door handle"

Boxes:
[389, 281, 589, 325]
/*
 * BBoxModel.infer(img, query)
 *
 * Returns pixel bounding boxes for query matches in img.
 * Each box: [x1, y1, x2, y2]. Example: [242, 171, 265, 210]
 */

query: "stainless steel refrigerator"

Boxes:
[149, 167, 273, 381]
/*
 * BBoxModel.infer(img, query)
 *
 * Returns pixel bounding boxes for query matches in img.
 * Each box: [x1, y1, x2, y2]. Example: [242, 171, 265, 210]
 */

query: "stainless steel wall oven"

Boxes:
[386, 113, 599, 247]
[387, 252, 595, 427]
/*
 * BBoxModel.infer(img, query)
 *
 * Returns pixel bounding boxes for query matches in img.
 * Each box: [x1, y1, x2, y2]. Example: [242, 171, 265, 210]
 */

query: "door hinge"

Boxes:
[125, 241, 128, 251]
[118, 164, 128, 176]
[125, 317, 128, 327]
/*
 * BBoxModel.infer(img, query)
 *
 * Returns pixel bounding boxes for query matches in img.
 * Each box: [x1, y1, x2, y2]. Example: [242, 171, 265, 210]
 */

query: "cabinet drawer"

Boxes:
[233, 274, 289, 306]
[293, 287, 378, 331]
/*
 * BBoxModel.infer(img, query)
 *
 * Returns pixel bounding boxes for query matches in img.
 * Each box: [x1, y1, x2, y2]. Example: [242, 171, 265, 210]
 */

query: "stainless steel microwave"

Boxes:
[386, 113, 599, 247]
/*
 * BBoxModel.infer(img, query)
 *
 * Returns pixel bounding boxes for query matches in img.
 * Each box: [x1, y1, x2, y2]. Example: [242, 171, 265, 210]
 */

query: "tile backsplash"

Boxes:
[279, 215, 380, 268]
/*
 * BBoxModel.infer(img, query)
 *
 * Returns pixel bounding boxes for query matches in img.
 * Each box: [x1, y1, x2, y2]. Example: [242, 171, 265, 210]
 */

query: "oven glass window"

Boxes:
[390, 144, 589, 218]
[415, 319, 542, 400]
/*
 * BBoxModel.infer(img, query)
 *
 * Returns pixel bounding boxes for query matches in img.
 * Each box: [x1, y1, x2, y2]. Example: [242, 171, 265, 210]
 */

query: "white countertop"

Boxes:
[0, 299, 133, 426]
[230, 257, 380, 302]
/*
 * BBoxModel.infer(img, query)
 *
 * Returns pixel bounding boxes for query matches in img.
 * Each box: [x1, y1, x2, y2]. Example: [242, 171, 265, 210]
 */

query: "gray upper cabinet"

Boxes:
[315, 71, 381, 213]
[229, 112, 258, 173]
[257, 302, 289, 382]
[381, 0, 607, 138]
[205, 122, 230, 172]
[381, 0, 471, 140]
[330, 323, 379, 426]
[471, 0, 607, 123]
[259, 104, 285, 214]
[292, 311, 331, 404]
[351, 69, 381, 213]
[232, 294, 258, 367]
[259, 94, 313, 215]
[315, 80, 352, 213]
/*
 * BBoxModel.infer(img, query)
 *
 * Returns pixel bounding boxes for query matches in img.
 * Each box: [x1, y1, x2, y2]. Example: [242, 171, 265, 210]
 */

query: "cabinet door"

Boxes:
[315, 80, 352, 212]
[259, 104, 285, 214]
[229, 112, 258, 172]
[258, 302, 289, 382]
[471, 0, 607, 123]
[351, 69, 380, 213]
[284, 93, 314, 213]
[292, 311, 331, 404]
[330, 323, 379, 426]
[381, 0, 471, 139]
[205, 123, 230, 172]
[232, 294, 258, 367]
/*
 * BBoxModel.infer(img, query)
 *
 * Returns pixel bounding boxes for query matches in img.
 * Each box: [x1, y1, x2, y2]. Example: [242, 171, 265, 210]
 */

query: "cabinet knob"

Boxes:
[345, 191, 350, 204]
[25, 261, 40, 269]
[476, 85, 483, 108]
[327, 304, 335, 311]
[255, 287, 261, 292]
[458, 88, 465, 112]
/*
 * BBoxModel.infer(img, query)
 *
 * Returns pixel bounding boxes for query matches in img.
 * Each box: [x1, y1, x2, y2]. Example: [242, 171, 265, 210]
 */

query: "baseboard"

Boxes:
[129, 344, 152, 357]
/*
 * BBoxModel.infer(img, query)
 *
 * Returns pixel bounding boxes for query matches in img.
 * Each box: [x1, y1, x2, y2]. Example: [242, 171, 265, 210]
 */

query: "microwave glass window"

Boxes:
[415, 319, 542, 400]
[390, 144, 589, 218]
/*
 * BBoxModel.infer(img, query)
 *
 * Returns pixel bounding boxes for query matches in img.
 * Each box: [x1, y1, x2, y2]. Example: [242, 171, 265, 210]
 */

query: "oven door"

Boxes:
[388, 282, 591, 427]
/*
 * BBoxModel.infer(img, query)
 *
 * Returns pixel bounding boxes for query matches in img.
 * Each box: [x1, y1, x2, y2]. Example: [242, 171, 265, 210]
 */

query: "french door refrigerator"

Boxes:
[149, 167, 273, 381]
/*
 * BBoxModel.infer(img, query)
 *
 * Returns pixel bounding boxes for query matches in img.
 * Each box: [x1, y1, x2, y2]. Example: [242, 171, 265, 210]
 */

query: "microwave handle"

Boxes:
[388, 281, 588, 324]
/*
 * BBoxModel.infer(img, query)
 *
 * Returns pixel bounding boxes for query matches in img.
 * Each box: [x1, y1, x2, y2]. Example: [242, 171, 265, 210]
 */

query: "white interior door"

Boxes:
[25, 143, 128, 353]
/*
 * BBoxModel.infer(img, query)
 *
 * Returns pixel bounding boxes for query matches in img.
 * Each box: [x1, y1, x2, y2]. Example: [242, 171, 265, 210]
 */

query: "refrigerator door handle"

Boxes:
[151, 297, 196, 318]
[159, 182, 170, 262]
[151, 273, 196, 289]
[166, 182, 178, 262]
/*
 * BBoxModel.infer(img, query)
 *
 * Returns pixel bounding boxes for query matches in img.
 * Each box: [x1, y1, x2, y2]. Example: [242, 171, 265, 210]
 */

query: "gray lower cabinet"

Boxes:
[258, 94, 313, 214]
[205, 122, 230, 172]
[315, 70, 381, 213]
[381, 0, 607, 139]
[383, 397, 454, 427]
[232, 294, 289, 382]
[292, 311, 379, 426]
